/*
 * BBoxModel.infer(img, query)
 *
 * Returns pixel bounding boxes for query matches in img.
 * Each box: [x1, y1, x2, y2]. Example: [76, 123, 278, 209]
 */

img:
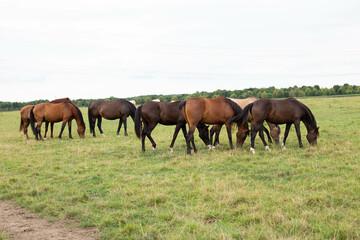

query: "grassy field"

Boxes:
[0, 96, 359, 239]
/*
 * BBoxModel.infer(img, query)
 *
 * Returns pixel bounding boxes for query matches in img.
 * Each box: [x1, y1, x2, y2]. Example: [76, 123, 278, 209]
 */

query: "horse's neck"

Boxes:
[302, 110, 316, 132]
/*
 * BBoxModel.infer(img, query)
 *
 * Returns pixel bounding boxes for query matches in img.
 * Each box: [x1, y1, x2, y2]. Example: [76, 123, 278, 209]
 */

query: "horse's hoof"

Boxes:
[207, 145, 212, 150]
[170, 148, 174, 153]
[281, 143, 286, 150]
[265, 146, 271, 151]
[212, 145, 216, 149]
[101, 134, 105, 137]
[152, 147, 156, 151]
[250, 147, 256, 154]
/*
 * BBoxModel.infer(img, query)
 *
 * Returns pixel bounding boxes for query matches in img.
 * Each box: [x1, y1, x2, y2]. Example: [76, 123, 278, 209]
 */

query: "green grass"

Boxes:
[1, 97, 360, 239]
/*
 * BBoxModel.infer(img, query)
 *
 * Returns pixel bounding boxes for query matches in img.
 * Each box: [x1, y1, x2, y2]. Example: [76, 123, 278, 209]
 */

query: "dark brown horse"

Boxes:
[210, 97, 281, 146]
[88, 99, 136, 137]
[19, 98, 72, 140]
[30, 101, 85, 140]
[134, 101, 210, 152]
[180, 97, 242, 154]
[232, 98, 319, 154]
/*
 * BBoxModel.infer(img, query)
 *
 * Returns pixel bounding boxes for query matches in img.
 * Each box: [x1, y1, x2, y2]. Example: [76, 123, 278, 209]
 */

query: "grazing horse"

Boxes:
[30, 101, 85, 140]
[19, 105, 34, 140]
[88, 99, 136, 137]
[180, 97, 242, 154]
[44, 98, 73, 139]
[210, 97, 281, 146]
[134, 101, 210, 152]
[232, 98, 319, 154]
[19, 98, 72, 140]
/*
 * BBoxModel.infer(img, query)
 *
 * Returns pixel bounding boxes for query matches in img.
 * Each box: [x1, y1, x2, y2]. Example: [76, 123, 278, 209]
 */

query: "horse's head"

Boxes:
[77, 124, 86, 139]
[236, 123, 249, 147]
[306, 127, 319, 146]
[197, 123, 210, 146]
[270, 124, 281, 144]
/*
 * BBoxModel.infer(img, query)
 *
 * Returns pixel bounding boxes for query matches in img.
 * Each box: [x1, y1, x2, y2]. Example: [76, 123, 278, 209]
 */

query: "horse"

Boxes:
[30, 101, 85, 140]
[134, 101, 210, 152]
[210, 97, 281, 146]
[19, 98, 72, 140]
[232, 98, 319, 154]
[19, 105, 34, 140]
[180, 97, 242, 154]
[88, 99, 136, 137]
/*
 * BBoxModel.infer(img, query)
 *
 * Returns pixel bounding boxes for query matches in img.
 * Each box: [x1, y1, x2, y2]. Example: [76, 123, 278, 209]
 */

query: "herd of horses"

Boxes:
[20, 96, 319, 154]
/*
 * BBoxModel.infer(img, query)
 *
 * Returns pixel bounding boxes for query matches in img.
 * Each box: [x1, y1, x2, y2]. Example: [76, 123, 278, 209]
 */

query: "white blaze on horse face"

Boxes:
[250, 147, 256, 154]
[265, 146, 271, 151]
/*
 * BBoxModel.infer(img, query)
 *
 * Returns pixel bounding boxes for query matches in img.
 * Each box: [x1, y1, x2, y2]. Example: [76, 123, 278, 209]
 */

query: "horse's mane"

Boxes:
[66, 101, 85, 126]
[224, 97, 242, 115]
[117, 99, 136, 111]
[302, 104, 317, 128]
[289, 98, 317, 129]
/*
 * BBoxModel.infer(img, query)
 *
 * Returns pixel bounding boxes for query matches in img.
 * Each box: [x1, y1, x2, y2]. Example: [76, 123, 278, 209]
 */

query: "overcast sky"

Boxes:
[1, 0, 359, 102]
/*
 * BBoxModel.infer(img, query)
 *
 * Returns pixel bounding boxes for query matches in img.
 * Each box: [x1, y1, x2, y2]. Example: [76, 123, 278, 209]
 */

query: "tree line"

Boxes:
[1, 83, 359, 111]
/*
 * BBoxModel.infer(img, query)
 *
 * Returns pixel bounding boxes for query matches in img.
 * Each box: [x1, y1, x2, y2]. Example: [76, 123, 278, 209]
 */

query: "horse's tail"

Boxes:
[225, 97, 243, 122]
[29, 106, 37, 136]
[231, 102, 253, 126]
[127, 100, 136, 121]
[179, 101, 187, 122]
[134, 105, 143, 139]
[88, 104, 93, 133]
[19, 118, 24, 132]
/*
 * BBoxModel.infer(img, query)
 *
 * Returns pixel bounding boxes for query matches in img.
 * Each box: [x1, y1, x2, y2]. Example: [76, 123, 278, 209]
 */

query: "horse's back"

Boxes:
[253, 98, 307, 123]
[186, 97, 236, 124]
[20, 105, 34, 119]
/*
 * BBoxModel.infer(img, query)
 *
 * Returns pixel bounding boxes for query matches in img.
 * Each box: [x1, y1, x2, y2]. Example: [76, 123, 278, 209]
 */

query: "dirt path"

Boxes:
[0, 201, 98, 240]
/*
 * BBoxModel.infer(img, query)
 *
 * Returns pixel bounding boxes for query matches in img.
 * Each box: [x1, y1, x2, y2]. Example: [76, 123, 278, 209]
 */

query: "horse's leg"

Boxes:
[44, 122, 49, 139]
[144, 123, 157, 151]
[141, 122, 148, 151]
[170, 124, 182, 152]
[186, 125, 197, 154]
[116, 119, 122, 136]
[24, 121, 30, 140]
[294, 120, 303, 148]
[123, 117, 128, 136]
[50, 122, 54, 138]
[58, 121, 67, 139]
[258, 126, 271, 151]
[36, 122, 44, 141]
[210, 126, 215, 146]
[225, 123, 233, 149]
[92, 118, 97, 137]
[282, 123, 292, 150]
[68, 120, 73, 139]
[262, 125, 272, 143]
[97, 117, 104, 136]
[250, 123, 260, 154]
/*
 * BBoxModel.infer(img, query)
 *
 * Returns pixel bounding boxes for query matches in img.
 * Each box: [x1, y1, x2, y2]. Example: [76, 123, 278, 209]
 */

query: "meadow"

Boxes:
[0, 96, 359, 239]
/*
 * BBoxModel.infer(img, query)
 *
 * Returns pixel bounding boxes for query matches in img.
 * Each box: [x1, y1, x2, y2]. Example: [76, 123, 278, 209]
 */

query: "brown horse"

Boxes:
[19, 105, 34, 140]
[180, 97, 242, 154]
[88, 99, 136, 137]
[30, 101, 85, 140]
[19, 98, 72, 140]
[232, 98, 319, 154]
[134, 101, 210, 152]
[210, 97, 281, 146]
